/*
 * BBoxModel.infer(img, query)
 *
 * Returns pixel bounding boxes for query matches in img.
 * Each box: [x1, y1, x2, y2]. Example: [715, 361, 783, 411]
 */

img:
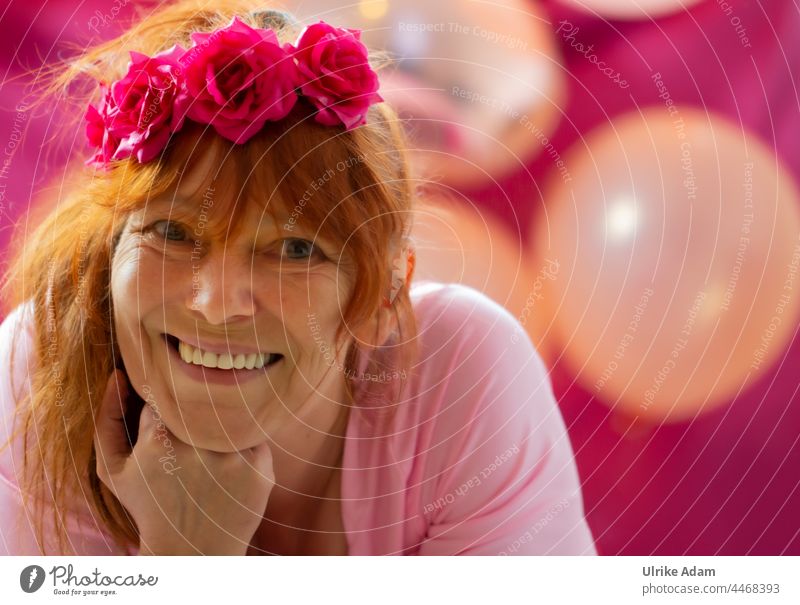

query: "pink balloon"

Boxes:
[288, 0, 565, 187]
[410, 194, 552, 353]
[530, 109, 800, 423]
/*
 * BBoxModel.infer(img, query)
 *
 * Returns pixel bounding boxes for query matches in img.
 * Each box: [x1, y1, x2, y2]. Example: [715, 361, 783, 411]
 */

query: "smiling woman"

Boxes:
[0, 0, 596, 556]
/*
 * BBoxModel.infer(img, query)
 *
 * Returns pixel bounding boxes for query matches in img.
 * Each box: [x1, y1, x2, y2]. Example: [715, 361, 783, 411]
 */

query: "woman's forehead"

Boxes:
[166, 134, 288, 210]
[139, 131, 353, 247]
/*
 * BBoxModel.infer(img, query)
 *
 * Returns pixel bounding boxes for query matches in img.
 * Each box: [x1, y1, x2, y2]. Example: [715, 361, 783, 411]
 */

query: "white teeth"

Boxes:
[176, 338, 273, 371]
[216, 353, 233, 370]
[179, 341, 192, 364]
[201, 350, 218, 368]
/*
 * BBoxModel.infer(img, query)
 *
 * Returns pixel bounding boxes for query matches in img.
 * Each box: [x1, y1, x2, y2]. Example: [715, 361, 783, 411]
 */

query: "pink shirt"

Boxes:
[0, 281, 596, 555]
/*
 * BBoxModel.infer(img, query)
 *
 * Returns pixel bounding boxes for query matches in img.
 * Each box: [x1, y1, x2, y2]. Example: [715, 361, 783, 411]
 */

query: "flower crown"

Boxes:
[84, 17, 383, 168]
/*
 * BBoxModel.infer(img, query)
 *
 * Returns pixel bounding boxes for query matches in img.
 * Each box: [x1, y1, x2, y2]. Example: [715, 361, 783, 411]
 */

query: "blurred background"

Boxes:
[1, 0, 799, 554]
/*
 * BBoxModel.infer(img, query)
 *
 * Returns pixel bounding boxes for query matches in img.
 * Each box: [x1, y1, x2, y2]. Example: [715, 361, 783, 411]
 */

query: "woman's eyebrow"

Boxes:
[140, 196, 202, 220]
[146, 196, 191, 211]
[141, 198, 326, 242]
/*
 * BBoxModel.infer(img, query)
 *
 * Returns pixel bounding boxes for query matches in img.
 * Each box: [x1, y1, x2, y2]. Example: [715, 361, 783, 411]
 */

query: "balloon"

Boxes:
[557, 0, 704, 20]
[287, 0, 565, 188]
[530, 108, 800, 423]
[410, 193, 552, 355]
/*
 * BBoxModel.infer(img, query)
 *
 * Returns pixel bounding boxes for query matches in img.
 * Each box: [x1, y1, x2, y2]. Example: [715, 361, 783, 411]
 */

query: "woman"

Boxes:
[0, 0, 596, 555]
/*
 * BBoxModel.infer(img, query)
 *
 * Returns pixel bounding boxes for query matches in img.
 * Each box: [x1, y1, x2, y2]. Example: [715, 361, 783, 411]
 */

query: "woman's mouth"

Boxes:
[162, 333, 283, 385]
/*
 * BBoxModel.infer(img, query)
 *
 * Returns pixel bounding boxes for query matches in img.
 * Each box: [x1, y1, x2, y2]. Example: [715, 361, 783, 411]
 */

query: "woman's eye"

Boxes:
[281, 238, 318, 260]
[150, 219, 189, 242]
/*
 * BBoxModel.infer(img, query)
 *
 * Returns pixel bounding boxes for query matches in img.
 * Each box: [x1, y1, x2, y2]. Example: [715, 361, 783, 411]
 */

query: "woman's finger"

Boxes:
[136, 397, 166, 448]
[249, 439, 275, 479]
[93, 369, 131, 480]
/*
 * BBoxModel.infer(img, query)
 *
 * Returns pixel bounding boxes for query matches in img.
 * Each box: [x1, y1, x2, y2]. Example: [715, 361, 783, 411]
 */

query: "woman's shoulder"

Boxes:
[0, 299, 37, 406]
[407, 280, 544, 387]
[345, 283, 596, 554]
[0, 299, 37, 481]
[395, 280, 556, 443]
[409, 280, 521, 331]
[0, 299, 36, 337]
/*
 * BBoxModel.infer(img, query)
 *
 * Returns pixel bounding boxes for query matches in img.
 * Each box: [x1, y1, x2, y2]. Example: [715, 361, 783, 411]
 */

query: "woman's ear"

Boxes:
[351, 304, 398, 349]
[388, 242, 416, 305]
[352, 242, 415, 348]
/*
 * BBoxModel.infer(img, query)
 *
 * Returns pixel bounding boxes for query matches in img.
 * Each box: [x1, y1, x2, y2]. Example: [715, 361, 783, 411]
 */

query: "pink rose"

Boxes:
[85, 45, 187, 165]
[292, 22, 383, 129]
[179, 16, 299, 144]
[84, 85, 121, 167]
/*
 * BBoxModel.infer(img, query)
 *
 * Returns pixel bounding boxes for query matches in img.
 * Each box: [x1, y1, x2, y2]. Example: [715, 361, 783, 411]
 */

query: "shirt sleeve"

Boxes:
[0, 302, 131, 555]
[415, 287, 597, 555]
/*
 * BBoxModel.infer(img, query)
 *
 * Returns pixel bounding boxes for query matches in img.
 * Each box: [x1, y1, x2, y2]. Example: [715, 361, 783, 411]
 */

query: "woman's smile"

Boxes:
[161, 332, 284, 386]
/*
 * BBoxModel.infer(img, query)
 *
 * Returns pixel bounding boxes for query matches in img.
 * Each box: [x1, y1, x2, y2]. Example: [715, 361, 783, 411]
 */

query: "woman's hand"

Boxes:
[93, 370, 275, 555]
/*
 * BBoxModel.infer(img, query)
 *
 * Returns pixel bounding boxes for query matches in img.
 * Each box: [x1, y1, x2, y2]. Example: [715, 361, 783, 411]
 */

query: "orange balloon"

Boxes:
[557, 0, 703, 19]
[288, 0, 565, 188]
[410, 194, 553, 355]
[530, 109, 800, 423]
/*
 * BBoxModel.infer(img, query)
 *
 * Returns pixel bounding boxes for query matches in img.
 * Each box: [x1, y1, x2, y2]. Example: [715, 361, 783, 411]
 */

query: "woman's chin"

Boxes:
[155, 389, 271, 451]
[157, 409, 268, 453]
[176, 423, 268, 453]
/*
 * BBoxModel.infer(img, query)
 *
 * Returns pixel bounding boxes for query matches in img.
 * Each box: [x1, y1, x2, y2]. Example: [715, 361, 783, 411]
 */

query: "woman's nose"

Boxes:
[187, 247, 257, 325]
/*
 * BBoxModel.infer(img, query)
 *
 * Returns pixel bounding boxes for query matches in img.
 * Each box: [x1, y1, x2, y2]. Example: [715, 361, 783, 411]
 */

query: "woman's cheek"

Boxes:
[111, 243, 146, 353]
[314, 283, 353, 356]
[113, 239, 170, 298]
[111, 240, 163, 396]
[111, 239, 142, 292]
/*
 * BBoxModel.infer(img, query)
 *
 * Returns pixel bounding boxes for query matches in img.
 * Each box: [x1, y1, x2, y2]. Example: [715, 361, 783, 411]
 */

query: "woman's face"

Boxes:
[110, 159, 354, 452]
